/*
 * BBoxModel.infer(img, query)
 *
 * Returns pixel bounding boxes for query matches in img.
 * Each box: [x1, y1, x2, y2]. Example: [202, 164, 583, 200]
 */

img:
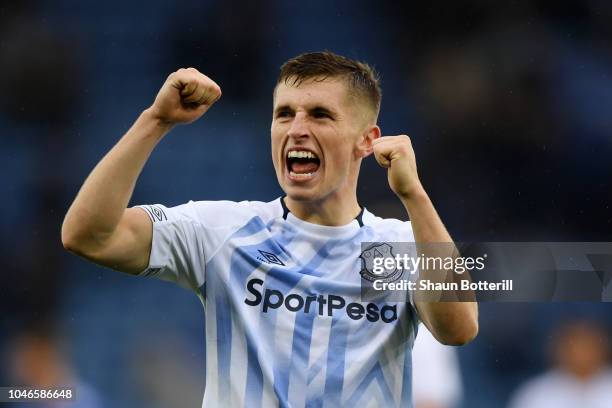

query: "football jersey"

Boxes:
[136, 197, 420, 408]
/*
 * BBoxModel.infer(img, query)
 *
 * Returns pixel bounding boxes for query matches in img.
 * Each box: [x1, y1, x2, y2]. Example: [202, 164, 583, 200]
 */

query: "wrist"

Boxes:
[397, 182, 428, 205]
[121, 108, 174, 145]
[142, 107, 176, 131]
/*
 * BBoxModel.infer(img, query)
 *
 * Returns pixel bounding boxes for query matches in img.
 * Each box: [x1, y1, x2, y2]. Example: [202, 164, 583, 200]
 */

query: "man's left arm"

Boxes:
[372, 135, 478, 346]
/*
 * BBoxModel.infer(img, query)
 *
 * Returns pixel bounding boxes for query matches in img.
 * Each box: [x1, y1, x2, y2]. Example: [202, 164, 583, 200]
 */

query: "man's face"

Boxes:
[271, 77, 373, 202]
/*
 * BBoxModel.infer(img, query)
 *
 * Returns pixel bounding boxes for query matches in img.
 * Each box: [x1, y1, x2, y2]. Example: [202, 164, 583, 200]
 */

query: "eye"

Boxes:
[276, 110, 293, 119]
[312, 110, 332, 120]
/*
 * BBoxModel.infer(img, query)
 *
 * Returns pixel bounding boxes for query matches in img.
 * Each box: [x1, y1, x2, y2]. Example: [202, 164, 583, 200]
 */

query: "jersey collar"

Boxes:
[279, 196, 365, 228]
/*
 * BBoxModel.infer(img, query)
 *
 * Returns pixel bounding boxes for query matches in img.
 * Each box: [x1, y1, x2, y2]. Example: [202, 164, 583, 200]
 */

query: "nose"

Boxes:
[287, 112, 309, 140]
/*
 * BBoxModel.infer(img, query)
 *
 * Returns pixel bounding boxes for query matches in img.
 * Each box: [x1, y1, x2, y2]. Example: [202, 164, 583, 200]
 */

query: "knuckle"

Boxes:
[205, 82, 220, 94]
[398, 141, 410, 151]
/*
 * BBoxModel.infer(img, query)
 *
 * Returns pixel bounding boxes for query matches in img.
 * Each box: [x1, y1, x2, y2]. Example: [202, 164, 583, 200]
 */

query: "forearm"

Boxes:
[400, 186, 479, 345]
[62, 108, 172, 247]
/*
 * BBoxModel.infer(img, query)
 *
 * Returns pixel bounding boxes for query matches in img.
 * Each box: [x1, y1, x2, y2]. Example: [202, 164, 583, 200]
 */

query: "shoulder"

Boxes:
[183, 198, 282, 228]
[362, 209, 414, 241]
[138, 198, 282, 229]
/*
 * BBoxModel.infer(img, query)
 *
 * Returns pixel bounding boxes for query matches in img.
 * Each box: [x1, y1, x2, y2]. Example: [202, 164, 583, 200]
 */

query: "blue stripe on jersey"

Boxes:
[203, 261, 234, 404]
[305, 395, 323, 408]
[345, 361, 396, 406]
[244, 330, 264, 408]
[303, 319, 333, 408]
[322, 316, 349, 405]
[307, 351, 326, 386]
[400, 339, 414, 407]
[287, 309, 316, 405]
[214, 276, 232, 401]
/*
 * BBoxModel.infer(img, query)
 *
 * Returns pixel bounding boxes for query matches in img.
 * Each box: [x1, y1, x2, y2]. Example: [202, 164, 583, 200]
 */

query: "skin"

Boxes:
[62, 67, 478, 345]
[271, 77, 380, 225]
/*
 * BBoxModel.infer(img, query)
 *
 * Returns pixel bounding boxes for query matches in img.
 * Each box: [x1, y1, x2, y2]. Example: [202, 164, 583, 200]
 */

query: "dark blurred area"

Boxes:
[0, 0, 610, 407]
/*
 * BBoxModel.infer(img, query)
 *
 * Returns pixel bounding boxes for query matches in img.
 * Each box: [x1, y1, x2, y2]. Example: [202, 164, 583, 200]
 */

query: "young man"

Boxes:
[62, 52, 478, 407]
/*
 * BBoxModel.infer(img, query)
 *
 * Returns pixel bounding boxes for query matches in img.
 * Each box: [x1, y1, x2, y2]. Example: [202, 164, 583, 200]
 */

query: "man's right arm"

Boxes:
[61, 68, 221, 274]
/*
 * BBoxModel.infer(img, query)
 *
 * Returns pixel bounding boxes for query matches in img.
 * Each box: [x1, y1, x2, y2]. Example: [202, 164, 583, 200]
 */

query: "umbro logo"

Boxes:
[256, 250, 285, 266]
[140, 205, 167, 223]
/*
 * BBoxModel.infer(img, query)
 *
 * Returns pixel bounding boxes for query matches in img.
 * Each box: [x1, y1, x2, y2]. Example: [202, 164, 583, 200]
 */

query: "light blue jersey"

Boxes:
[137, 197, 419, 407]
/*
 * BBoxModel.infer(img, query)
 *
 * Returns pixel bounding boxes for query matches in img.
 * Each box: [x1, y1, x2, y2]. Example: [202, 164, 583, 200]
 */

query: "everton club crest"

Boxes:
[359, 243, 404, 283]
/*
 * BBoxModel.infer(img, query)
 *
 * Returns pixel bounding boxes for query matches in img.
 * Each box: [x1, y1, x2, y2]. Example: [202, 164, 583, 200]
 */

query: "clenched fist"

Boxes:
[372, 135, 423, 199]
[149, 67, 221, 125]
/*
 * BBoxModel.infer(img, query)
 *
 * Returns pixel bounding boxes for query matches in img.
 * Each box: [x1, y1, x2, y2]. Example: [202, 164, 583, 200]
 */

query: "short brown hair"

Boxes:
[277, 51, 382, 117]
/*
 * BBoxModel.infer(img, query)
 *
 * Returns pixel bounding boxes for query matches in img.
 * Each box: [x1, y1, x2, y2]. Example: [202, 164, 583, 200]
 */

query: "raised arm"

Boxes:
[61, 68, 221, 274]
[372, 135, 479, 345]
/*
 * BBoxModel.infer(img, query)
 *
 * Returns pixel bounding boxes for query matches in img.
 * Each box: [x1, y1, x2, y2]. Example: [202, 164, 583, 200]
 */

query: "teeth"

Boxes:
[287, 150, 317, 159]
[289, 171, 315, 178]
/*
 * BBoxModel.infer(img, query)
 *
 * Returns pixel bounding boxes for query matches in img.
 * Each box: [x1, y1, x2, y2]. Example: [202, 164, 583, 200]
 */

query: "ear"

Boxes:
[356, 125, 381, 158]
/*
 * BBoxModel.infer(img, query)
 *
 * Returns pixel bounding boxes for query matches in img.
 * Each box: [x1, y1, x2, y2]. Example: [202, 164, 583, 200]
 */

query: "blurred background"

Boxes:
[1, 0, 611, 407]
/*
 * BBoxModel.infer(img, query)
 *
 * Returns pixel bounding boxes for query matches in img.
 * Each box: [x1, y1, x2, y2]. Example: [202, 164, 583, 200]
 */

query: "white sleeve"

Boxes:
[136, 202, 207, 291]
[412, 325, 463, 407]
[135, 200, 258, 291]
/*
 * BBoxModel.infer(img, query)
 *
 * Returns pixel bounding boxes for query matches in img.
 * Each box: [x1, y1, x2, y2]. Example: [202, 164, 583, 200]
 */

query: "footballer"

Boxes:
[62, 52, 478, 407]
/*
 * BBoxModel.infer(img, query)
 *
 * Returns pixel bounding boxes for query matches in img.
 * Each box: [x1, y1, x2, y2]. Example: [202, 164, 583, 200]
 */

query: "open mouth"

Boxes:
[286, 149, 321, 180]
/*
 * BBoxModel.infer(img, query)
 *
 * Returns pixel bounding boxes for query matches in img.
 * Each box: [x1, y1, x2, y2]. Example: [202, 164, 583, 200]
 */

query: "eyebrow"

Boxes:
[273, 104, 337, 117]
[310, 106, 336, 117]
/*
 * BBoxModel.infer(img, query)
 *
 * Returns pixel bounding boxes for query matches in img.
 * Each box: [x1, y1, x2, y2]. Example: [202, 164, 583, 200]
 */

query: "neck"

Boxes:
[284, 193, 361, 226]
